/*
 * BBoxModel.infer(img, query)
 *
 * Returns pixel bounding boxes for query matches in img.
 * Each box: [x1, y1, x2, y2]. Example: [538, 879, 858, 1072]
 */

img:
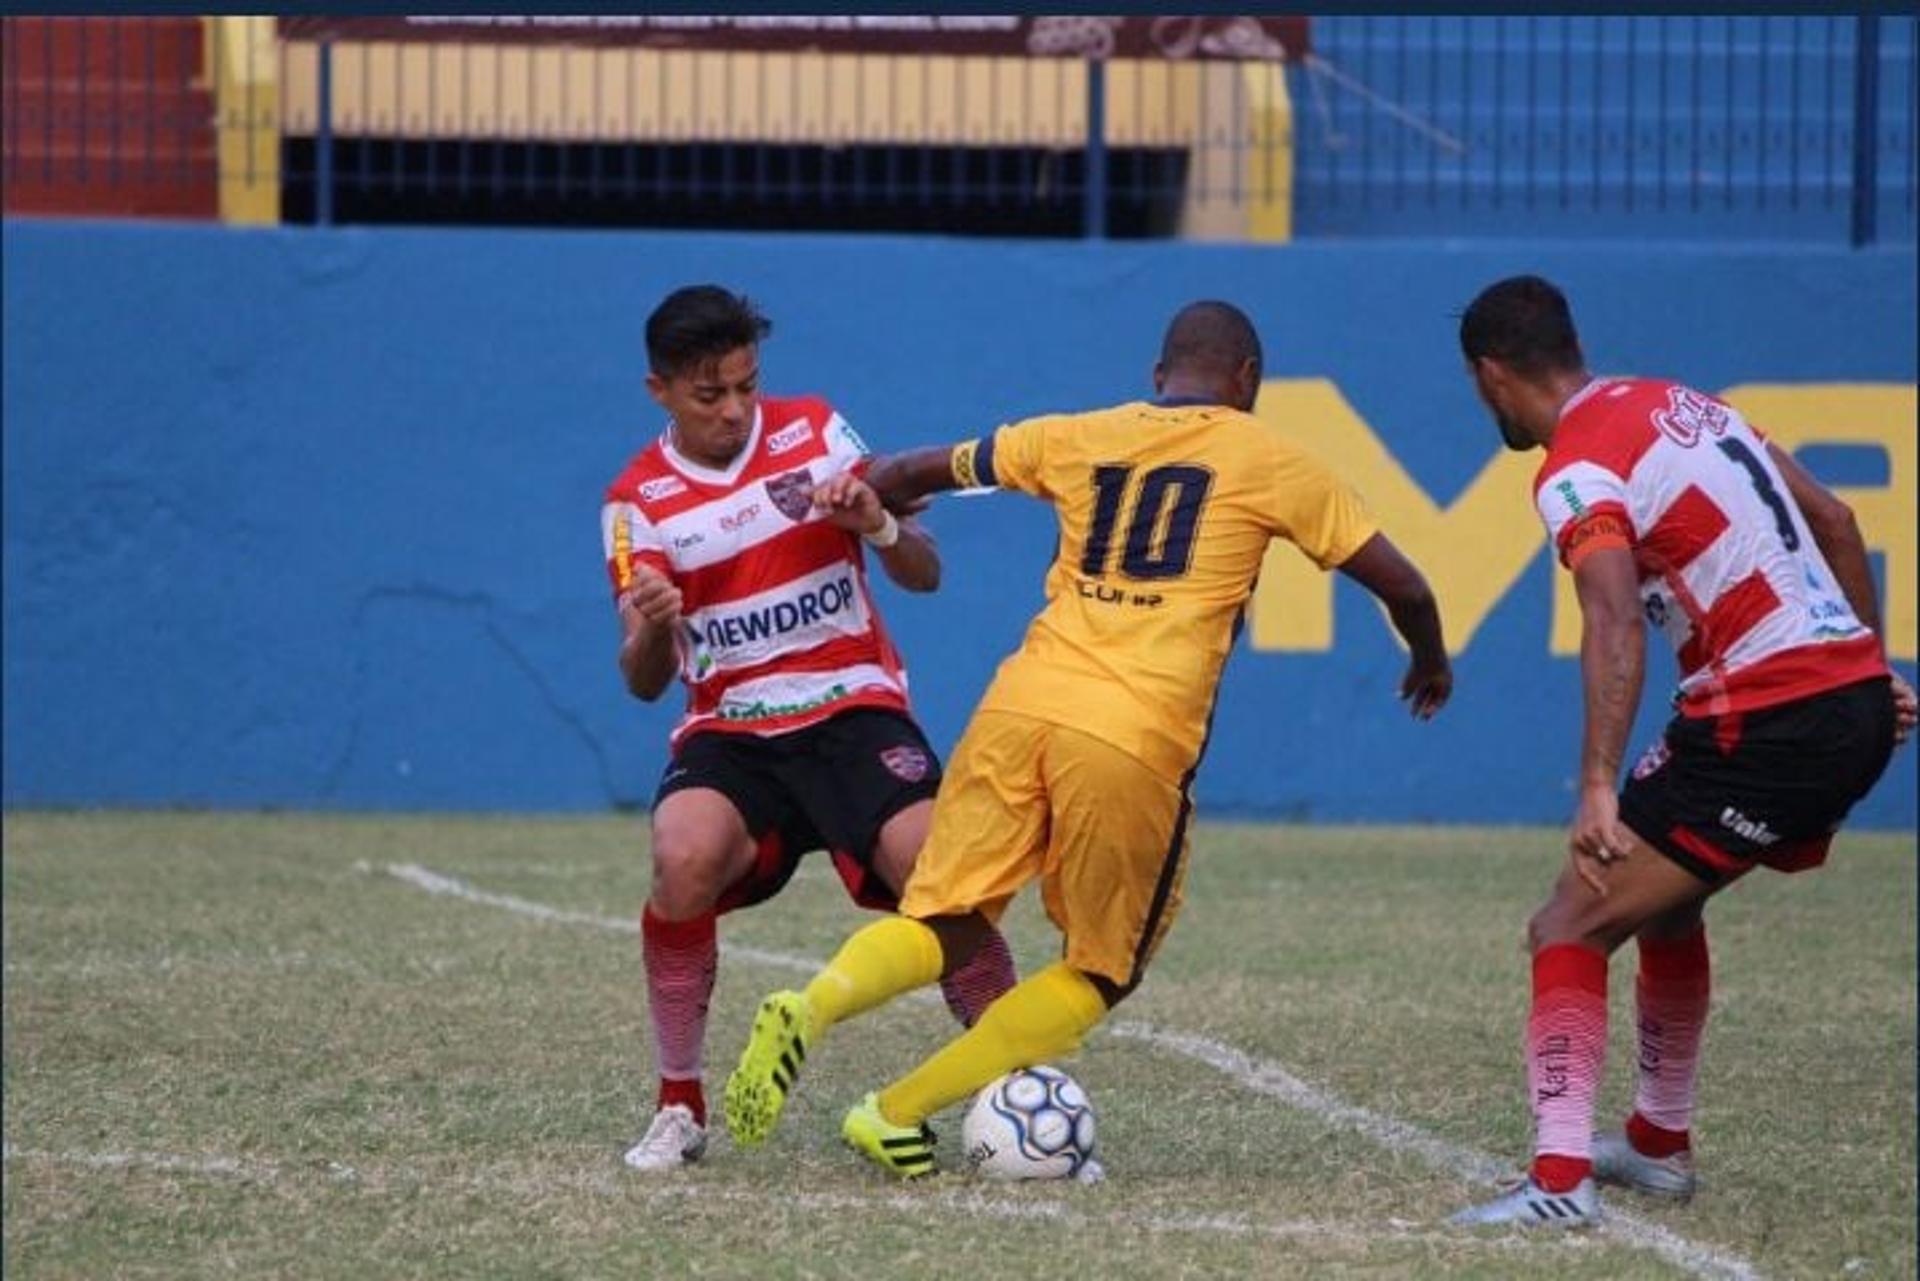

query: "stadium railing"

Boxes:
[2, 14, 1913, 244]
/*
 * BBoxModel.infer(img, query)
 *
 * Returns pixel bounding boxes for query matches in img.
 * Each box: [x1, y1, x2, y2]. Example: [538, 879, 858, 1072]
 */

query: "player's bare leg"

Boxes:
[870, 802, 1019, 1029]
[626, 788, 756, 1172]
[1453, 831, 1717, 1227]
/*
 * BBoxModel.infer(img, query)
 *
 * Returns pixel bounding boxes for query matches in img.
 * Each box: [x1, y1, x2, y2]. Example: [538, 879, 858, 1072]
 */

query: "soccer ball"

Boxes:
[961, 1064, 1097, 1181]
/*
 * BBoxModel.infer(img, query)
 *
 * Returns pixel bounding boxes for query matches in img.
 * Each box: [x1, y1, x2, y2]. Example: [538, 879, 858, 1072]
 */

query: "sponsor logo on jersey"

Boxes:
[693, 573, 857, 653]
[640, 475, 688, 502]
[1719, 805, 1780, 847]
[765, 468, 817, 522]
[672, 531, 705, 552]
[879, 744, 931, 782]
[720, 502, 762, 532]
[830, 416, 870, 457]
[717, 682, 851, 722]
[1652, 386, 1731, 448]
[767, 420, 814, 455]
[1553, 479, 1586, 518]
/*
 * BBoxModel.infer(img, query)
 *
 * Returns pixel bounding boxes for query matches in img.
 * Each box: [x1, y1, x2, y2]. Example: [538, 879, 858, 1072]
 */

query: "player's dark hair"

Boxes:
[645, 285, 772, 378]
[1458, 275, 1585, 376]
[1160, 300, 1263, 380]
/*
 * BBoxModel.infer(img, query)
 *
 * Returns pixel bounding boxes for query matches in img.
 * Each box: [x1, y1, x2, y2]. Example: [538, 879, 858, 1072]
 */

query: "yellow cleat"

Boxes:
[841, 1092, 938, 1179]
[723, 990, 811, 1148]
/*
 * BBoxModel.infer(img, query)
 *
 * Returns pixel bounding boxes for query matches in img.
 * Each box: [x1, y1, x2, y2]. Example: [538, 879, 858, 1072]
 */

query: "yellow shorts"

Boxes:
[898, 709, 1192, 988]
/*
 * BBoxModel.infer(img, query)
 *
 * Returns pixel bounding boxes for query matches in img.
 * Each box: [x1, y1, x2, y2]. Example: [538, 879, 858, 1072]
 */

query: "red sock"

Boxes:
[1528, 944, 1609, 1193]
[657, 1077, 706, 1127]
[938, 926, 1018, 1028]
[1627, 1111, 1692, 1158]
[642, 906, 716, 1125]
[1631, 926, 1709, 1143]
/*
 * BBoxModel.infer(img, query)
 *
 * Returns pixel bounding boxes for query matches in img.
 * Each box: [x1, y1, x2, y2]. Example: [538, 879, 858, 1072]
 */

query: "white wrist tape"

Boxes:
[863, 509, 901, 549]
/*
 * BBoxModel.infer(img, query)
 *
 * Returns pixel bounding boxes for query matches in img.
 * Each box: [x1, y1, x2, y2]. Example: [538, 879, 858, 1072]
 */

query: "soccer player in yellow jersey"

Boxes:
[724, 300, 1453, 1176]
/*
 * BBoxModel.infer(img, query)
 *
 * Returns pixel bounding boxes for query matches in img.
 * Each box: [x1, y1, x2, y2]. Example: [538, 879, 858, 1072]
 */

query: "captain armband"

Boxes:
[951, 439, 984, 489]
[1560, 513, 1635, 569]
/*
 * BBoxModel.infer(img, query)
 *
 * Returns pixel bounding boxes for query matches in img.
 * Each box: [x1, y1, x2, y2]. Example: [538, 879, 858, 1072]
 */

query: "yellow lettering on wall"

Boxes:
[1248, 378, 1541, 654]
[1719, 384, 1916, 661]
[1252, 379, 1918, 663]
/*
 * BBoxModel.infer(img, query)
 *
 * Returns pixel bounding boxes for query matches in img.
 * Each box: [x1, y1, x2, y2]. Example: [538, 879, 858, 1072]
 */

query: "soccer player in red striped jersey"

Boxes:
[601, 286, 1016, 1172]
[1449, 276, 1916, 1228]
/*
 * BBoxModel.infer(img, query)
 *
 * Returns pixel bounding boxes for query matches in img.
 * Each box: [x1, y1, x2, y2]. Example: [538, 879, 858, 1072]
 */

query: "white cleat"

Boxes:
[622, 1103, 707, 1172]
[1592, 1132, 1697, 1201]
[1448, 1177, 1600, 1228]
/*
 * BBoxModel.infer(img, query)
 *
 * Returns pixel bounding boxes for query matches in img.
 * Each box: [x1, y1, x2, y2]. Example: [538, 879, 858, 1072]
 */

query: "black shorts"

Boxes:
[654, 707, 942, 915]
[1619, 676, 1897, 886]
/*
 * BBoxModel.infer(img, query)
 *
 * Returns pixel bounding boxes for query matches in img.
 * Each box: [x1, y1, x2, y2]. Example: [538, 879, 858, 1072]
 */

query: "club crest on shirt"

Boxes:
[765, 467, 816, 522]
[879, 745, 931, 782]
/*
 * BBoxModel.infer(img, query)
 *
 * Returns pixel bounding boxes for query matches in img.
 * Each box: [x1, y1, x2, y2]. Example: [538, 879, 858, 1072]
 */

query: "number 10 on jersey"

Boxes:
[1080, 464, 1215, 581]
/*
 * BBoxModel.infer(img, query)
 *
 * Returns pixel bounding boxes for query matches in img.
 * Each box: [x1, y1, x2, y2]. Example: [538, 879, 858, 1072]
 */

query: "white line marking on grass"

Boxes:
[0, 1144, 1590, 1255]
[1105, 1024, 1510, 1182]
[2, 1145, 263, 1179]
[384, 862, 823, 976]
[375, 863, 1762, 1281]
[6, 949, 330, 981]
[1105, 1025, 1761, 1281]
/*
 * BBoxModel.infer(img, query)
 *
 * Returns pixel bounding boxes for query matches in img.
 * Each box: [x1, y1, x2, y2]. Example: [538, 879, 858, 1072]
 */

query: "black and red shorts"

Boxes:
[654, 707, 942, 915]
[1619, 676, 1897, 886]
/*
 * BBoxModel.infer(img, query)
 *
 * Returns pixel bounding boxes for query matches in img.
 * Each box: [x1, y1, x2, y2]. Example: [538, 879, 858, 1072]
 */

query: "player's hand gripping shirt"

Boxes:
[1535, 378, 1887, 717]
[600, 396, 911, 745]
[950, 399, 1377, 783]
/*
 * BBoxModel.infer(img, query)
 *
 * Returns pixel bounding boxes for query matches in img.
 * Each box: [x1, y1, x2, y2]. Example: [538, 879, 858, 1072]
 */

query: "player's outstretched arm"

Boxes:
[864, 445, 970, 513]
[1335, 533, 1452, 719]
[811, 470, 941, 592]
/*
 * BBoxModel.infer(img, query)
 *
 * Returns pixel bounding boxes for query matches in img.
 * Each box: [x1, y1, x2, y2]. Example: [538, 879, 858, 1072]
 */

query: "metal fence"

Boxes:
[1293, 15, 1917, 243]
[4, 14, 1914, 243]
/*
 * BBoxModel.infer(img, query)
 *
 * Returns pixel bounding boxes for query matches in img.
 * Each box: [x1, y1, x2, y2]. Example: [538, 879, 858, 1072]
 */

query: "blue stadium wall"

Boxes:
[4, 221, 1915, 828]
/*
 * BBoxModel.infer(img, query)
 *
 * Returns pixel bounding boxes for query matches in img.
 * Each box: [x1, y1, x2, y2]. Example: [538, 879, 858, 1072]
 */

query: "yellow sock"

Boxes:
[877, 961, 1107, 1126]
[803, 915, 945, 1036]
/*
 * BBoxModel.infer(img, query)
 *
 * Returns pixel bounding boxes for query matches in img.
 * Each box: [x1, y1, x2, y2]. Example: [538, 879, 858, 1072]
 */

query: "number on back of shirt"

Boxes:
[1081, 464, 1214, 581]
[1717, 437, 1800, 552]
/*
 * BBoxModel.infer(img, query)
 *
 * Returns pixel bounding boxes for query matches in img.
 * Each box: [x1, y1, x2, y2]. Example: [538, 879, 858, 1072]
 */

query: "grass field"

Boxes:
[3, 814, 1913, 1279]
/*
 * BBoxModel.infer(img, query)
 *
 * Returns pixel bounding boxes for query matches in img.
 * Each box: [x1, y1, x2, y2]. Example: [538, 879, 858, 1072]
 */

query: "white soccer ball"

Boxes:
[961, 1064, 1097, 1181]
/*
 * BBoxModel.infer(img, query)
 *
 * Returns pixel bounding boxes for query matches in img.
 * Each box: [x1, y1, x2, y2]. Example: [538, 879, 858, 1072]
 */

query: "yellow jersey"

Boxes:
[950, 398, 1377, 784]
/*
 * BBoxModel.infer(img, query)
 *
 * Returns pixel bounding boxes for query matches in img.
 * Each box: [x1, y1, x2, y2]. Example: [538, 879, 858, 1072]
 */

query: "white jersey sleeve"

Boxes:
[821, 410, 873, 478]
[1534, 459, 1635, 568]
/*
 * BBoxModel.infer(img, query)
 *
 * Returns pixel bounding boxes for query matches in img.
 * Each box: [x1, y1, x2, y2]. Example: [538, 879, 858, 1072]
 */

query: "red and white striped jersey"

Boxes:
[1535, 377, 1886, 718]
[600, 395, 911, 746]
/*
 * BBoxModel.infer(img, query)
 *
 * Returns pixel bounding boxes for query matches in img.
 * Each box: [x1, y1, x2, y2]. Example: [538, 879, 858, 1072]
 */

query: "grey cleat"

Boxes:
[622, 1103, 707, 1172]
[1448, 1177, 1600, 1228]
[1592, 1131, 1697, 1201]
